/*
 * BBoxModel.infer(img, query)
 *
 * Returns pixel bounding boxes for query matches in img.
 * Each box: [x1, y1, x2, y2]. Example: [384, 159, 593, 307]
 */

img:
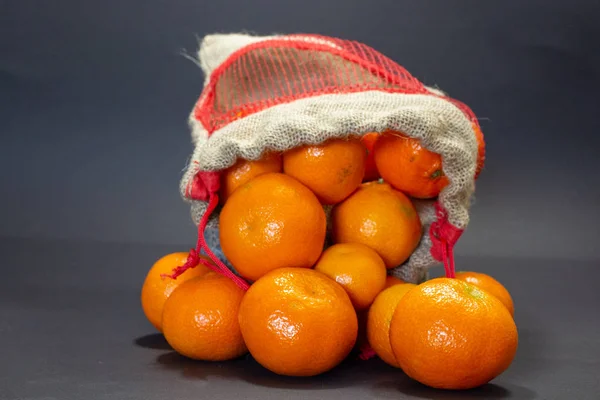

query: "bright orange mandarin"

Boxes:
[390, 278, 518, 390]
[374, 131, 448, 199]
[455, 271, 514, 316]
[162, 274, 248, 361]
[219, 152, 282, 204]
[332, 181, 422, 268]
[283, 137, 366, 205]
[367, 283, 416, 367]
[361, 132, 380, 182]
[314, 243, 386, 310]
[384, 275, 406, 289]
[238, 268, 358, 377]
[219, 173, 326, 281]
[140, 252, 213, 332]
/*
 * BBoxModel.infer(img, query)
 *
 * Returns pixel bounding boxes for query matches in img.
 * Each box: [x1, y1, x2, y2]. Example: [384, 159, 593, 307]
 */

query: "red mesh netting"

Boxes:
[193, 34, 452, 134]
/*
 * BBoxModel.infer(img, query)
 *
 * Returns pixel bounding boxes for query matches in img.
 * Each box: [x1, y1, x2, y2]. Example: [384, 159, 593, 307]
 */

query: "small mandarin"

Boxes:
[455, 271, 515, 316]
[283, 137, 366, 205]
[332, 181, 422, 268]
[141, 252, 213, 332]
[162, 274, 248, 361]
[219, 173, 326, 281]
[314, 243, 387, 310]
[220, 152, 282, 204]
[366, 283, 416, 367]
[374, 131, 448, 199]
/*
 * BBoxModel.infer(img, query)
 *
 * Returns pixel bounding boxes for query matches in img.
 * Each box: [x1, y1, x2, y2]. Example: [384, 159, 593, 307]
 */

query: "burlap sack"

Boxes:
[176, 33, 482, 287]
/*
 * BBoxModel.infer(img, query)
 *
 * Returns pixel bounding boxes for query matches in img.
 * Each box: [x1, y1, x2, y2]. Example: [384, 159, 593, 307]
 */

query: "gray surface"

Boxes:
[1, 236, 598, 400]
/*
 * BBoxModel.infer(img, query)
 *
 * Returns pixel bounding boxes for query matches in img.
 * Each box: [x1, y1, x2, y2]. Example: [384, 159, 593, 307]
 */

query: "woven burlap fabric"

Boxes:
[181, 33, 478, 283]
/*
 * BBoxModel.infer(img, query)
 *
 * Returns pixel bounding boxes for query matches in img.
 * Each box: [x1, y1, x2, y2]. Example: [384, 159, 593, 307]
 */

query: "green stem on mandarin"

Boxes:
[430, 170, 443, 179]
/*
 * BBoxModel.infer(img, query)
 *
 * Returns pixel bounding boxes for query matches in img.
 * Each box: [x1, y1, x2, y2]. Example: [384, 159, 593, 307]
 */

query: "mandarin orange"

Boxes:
[374, 131, 448, 199]
[219, 152, 282, 204]
[314, 243, 386, 310]
[366, 283, 416, 367]
[332, 181, 422, 268]
[219, 173, 326, 281]
[162, 274, 247, 361]
[283, 137, 366, 204]
[455, 271, 514, 316]
[390, 278, 518, 389]
[238, 268, 358, 376]
[140, 252, 213, 332]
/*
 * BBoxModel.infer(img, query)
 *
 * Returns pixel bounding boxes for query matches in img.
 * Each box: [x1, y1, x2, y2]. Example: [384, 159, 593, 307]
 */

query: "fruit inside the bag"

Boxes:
[219, 151, 282, 204]
[219, 172, 327, 282]
[238, 267, 358, 377]
[389, 278, 518, 390]
[331, 181, 422, 268]
[283, 137, 366, 205]
[374, 131, 449, 199]
[361, 132, 381, 182]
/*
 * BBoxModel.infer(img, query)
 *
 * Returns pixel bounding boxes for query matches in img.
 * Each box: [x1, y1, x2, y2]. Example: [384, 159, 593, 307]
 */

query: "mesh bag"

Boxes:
[172, 33, 484, 290]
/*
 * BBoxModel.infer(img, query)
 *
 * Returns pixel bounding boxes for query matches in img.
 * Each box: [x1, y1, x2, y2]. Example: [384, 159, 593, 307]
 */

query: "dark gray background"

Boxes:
[1, 1, 599, 399]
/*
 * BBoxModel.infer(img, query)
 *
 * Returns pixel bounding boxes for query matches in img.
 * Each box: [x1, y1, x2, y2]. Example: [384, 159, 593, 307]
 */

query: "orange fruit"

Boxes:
[473, 123, 486, 179]
[384, 275, 406, 289]
[140, 252, 213, 332]
[366, 283, 416, 367]
[455, 271, 514, 316]
[374, 131, 448, 199]
[283, 137, 366, 205]
[314, 243, 386, 310]
[361, 132, 380, 181]
[220, 152, 282, 204]
[162, 274, 248, 361]
[390, 278, 518, 390]
[238, 268, 358, 376]
[332, 181, 422, 268]
[219, 173, 326, 281]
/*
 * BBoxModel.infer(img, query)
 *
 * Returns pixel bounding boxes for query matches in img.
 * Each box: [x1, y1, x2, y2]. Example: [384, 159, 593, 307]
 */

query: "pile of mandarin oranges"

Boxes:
[141, 128, 518, 390]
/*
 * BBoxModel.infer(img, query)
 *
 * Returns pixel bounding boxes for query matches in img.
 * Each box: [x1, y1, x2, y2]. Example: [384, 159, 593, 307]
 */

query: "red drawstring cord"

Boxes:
[430, 202, 462, 279]
[163, 172, 250, 291]
[358, 343, 377, 360]
[441, 238, 456, 279]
